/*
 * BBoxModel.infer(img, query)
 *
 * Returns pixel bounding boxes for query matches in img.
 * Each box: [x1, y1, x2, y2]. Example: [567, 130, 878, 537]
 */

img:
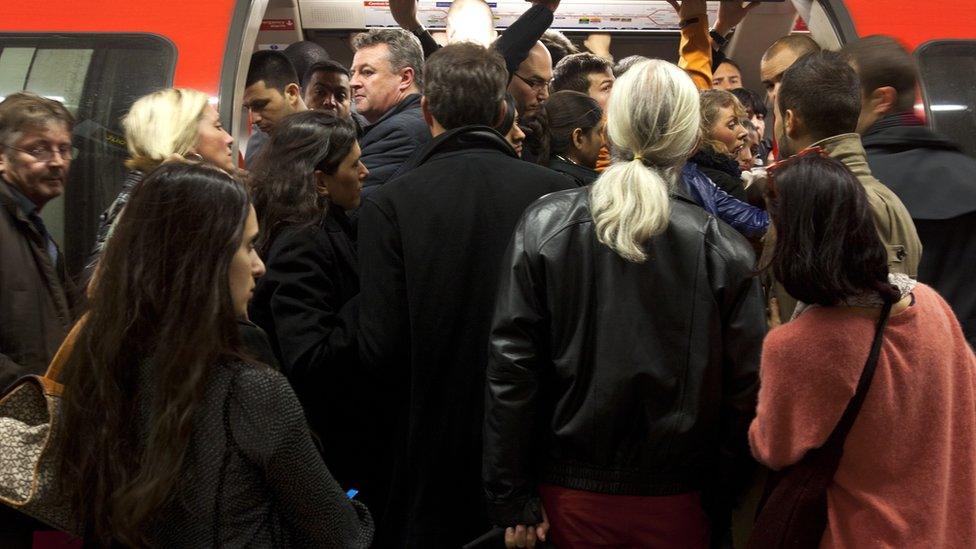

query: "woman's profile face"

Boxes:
[228, 205, 265, 317]
[506, 110, 526, 158]
[710, 105, 748, 158]
[318, 141, 369, 210]
[192, 104, 235, 172]
[574, 119, 605, 169]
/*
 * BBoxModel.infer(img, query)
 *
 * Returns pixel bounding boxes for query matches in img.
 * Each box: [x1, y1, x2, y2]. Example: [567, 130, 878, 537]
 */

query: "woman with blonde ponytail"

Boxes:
[484, 59, 766, 548]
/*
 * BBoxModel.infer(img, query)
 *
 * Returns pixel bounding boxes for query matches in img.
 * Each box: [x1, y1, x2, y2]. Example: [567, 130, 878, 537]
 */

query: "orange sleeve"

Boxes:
[678, 17, 713, 91]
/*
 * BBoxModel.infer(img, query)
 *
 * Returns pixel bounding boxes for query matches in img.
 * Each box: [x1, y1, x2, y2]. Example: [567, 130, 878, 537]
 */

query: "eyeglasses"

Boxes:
[765, 146, 827, 199]
[4, 144, 73, 163]
[513, 72, 553, 93]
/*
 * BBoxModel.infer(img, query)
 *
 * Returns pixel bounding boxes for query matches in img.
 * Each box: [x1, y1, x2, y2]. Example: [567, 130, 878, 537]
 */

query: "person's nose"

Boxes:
[538, 85, 550, 102]
[48, 149, 68, 168]
[252, 253, 266, 279]
[359, 161, 369, 180]
[324, 94, 339, 110]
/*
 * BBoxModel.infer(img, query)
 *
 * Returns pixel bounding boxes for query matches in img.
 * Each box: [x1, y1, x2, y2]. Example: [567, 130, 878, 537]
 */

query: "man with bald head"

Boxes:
[446, 0, 497, 46]
[508, 41, 552, 118]
[760, 34, 820, 106]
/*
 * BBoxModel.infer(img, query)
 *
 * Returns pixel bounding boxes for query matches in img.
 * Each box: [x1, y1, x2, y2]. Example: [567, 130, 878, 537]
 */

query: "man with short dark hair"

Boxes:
[242, 50, 308, 165]
[351, 28, 431, 193]
[712, 58, 742, 90]
[357, 42, 572, 547]
[843, 35, 976, 346]
[760, 34, 820, 106]
[303, 60, 353, 119]
[552, 52, 614, 110]
[770, 50, 921, 318]
[0, 92, 79, 392]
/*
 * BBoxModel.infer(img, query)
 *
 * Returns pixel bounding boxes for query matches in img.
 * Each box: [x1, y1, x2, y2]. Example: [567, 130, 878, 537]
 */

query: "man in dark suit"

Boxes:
[844, 35, 976, 347]
[350, 29, 431, 196]
[357, 42, 573, 547]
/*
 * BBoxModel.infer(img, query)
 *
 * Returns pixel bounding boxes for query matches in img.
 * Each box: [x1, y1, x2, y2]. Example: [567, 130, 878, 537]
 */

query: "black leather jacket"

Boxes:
[483, 186, 765, 527]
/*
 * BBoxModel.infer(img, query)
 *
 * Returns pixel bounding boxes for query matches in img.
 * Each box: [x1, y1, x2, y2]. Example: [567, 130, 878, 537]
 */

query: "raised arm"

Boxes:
[493, 1, 559, 77]
[667, 0, 712, 90]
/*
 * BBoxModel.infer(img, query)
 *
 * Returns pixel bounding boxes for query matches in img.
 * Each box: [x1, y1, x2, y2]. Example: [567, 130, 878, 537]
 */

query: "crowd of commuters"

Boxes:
[1, 0, 975, 548]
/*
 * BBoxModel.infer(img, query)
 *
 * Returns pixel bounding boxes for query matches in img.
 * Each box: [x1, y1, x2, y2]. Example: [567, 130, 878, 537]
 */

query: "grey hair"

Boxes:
[589, 59, 701, 262]
[352, 28, 425, 88]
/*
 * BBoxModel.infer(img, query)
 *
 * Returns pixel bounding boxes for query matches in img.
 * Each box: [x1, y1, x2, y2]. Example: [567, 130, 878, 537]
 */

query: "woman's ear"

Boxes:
[314, 170, 330, 197]
[571, 127, 585, 150]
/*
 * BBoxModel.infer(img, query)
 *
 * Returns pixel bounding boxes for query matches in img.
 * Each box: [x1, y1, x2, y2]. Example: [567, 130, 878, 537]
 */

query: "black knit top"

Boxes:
[138, 360, 374, 547]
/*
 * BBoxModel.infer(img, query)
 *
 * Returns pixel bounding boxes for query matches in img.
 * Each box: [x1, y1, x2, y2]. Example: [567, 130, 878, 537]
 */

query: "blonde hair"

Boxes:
[700, 89, 747, 156]
[122, 88, 209, 172]
[589, 59, 700, 262]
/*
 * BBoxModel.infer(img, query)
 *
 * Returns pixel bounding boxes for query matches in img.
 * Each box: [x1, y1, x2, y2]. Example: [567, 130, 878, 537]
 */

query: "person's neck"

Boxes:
[429, 119, 447, 138]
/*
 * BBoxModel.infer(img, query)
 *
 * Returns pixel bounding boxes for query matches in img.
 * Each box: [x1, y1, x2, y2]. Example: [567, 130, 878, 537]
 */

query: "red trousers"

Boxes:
[538, 484, 709, 548]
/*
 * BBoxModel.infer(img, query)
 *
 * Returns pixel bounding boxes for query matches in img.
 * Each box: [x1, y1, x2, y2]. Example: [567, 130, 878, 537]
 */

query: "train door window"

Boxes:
[916, 40, 976, 159]
[0, 34, 175, 277]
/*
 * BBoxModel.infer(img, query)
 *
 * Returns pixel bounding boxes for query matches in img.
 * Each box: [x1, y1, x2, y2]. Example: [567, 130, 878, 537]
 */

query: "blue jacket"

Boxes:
[360, 94, 431, 197]
[681, 163, 768, 238]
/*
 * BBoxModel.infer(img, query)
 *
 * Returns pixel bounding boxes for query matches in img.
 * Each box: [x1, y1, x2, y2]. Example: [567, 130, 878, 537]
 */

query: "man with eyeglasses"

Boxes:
[508, 41, 553, 119]
[0, 91, 80, 542]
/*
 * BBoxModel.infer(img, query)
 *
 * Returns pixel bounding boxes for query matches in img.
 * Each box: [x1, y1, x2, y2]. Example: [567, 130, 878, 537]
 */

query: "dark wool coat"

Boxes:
[863, 114, 976, 346]
[357, 126, 573, 548]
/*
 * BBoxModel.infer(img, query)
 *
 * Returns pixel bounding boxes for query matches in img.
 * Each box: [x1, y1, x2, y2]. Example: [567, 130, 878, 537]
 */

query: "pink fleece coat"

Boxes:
[749, 284, 976, 548]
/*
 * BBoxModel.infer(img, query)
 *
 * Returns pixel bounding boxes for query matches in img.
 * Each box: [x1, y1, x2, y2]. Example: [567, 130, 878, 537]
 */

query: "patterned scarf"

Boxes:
[792, 273, 917, 320]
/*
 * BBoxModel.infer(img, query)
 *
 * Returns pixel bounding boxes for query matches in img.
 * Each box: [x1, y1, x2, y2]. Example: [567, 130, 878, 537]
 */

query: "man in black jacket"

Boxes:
[357, 42, 573, 547]
[351, 29, 431, 196]
[843, 35, 976, 346]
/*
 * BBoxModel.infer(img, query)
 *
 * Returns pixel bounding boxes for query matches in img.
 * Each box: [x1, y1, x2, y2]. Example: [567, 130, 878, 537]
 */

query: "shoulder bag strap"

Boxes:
[823, 301, 894, 449]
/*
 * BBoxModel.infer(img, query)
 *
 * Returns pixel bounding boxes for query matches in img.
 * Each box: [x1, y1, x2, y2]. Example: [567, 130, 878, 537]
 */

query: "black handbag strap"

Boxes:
[822, 300, 894, 451]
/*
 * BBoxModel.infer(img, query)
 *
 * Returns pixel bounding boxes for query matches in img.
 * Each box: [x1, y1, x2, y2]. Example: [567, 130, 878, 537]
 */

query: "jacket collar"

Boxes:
[861, 113, 961, 153]
[400, 125, 516, 171]
[363, 93, 422, 131]
[0, 176, 39, 221]
[810, 133, 873, 179]
[690, 145, 741, 178]
[548, 156, 598, 187]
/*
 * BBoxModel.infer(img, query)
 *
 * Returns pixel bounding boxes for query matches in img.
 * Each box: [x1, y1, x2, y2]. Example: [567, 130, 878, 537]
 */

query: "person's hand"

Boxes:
[527, 0, 560, 12]
[584, 33, 612, 60]
[714, 1, 761, 36]
[390, 0, 421, 31]
[665, 0, 707, 21]
[768, 296, 782, 329]
[504, 507, 550, 548]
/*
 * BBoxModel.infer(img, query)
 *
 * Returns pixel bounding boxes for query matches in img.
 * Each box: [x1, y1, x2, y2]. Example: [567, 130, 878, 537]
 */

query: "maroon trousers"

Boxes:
[538, 484, 709, 548]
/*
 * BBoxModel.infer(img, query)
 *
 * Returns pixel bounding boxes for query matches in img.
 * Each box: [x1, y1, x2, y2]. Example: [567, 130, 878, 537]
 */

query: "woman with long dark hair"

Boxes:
[247, 111, 370, 495]
[495, 93, 527, 158]
[484, 59, 765, 548]
[750, 154, 976, 547]
[57, 162, 373, 548]
[532, 90, 604, 187]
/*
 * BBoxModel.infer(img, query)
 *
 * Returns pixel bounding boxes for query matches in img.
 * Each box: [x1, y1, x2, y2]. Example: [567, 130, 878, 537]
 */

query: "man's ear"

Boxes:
[421, 95, 435, 128]
[285, 83, 305, 110]
[399, 67, 416, 92]
[784, 108, 803, 140]
[869, 86, 898, 117]
[492, 100, 508, 128]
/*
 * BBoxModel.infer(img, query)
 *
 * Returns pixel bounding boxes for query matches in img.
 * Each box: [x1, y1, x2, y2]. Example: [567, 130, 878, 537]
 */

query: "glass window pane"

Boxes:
[0, 47, 34, 99]
[917, 41, 976, 159]
[25, 49, 93, 116]
[0, 33, 176, 277]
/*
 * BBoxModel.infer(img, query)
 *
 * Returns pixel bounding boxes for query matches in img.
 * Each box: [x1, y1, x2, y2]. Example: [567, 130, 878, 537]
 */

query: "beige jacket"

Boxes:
[814, 133, 922, 277]
[766, 134, 923, 321]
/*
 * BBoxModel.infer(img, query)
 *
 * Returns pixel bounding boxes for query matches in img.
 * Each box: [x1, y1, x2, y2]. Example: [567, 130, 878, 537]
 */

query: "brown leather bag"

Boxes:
[747, 301, 892, 549]
[0, 320, 83, 534]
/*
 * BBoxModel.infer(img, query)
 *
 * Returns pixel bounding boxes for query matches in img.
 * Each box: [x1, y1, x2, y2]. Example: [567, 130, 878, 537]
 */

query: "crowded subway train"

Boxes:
[2, 0, 976, 547]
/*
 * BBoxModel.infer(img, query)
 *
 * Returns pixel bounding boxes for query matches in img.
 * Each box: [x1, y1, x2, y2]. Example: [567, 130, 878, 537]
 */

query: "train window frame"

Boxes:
[0, 32, 176, 277]
[915, 39, 976, 159]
